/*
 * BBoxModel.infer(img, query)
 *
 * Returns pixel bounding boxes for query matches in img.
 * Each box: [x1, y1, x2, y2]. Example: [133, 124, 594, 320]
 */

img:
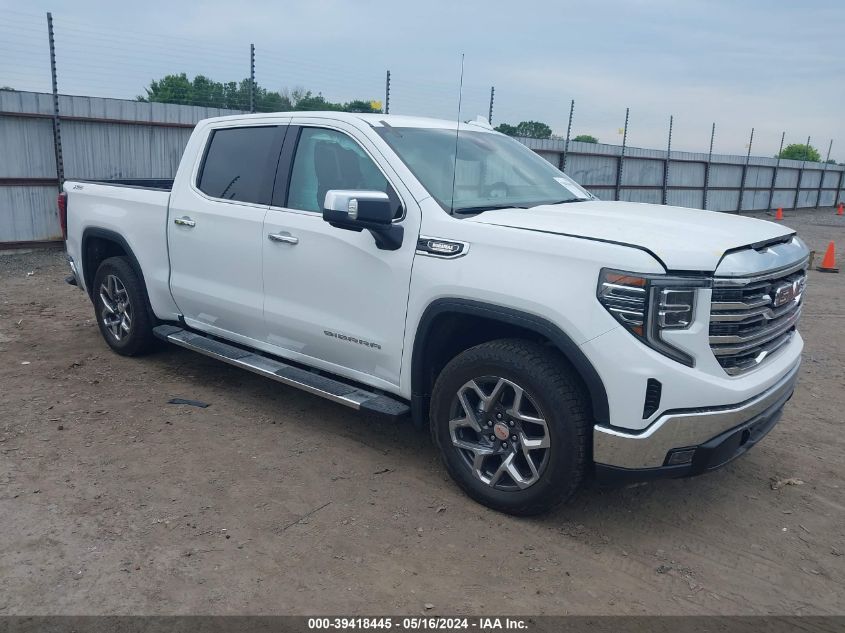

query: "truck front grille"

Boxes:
[709, 264, 806, 375]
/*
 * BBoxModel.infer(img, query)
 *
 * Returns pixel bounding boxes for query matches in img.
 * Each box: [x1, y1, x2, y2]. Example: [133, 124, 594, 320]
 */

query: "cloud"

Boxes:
[3, 0, 843, 158]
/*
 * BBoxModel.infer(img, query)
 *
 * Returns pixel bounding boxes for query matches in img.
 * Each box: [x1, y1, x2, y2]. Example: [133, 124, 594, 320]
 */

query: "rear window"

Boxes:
[197, 126, 280, 204]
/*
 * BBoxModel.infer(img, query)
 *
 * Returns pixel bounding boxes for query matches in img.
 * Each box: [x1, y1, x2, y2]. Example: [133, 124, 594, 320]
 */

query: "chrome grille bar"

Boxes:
[710, 296, 772, 311]
[709, 263, 806, 375]
[710, 301, 800, 324]
[710, 306, 802, 354]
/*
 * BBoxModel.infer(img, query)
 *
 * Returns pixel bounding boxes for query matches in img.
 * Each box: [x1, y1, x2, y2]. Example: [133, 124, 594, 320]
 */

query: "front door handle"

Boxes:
[174, 216, 196, 227]
[268, 232, 299, 245]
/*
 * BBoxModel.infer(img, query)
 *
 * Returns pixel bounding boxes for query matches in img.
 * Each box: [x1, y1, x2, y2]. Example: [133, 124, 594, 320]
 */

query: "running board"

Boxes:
[153, 325, 409, 421]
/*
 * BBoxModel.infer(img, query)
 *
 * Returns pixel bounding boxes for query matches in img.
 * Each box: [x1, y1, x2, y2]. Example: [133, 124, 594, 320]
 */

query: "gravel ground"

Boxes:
[0, 207, 843, 615]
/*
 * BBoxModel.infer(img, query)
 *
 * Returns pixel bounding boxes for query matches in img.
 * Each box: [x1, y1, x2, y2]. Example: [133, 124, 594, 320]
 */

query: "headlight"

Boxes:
[597, 268, 709, 367]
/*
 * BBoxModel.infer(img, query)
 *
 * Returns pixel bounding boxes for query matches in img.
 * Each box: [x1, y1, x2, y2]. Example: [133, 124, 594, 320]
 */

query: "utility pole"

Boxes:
[560, 99, 574, 173]
[737, 127, 754, 212]
[703, 123, 715, 210]
[46, 12, 64, 191]
[662, 115, 673, 205]
[249, 44, 255, 113]
[795, 136, 811, 209]
[768, 131, 785, 211]
[615, 107, 629, 201]
[817, 139, 833, 207]
[384, 70, 391, 114]
[488, 86, 495, 125]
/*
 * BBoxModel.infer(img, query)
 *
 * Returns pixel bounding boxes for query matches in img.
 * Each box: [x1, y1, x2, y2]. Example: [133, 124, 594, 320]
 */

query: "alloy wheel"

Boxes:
[448, 376, 551, 490]
[99, 274, 132, 341]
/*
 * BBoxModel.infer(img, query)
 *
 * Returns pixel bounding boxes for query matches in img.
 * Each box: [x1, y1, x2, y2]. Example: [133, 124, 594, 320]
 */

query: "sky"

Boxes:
[1, 0, 843, 159]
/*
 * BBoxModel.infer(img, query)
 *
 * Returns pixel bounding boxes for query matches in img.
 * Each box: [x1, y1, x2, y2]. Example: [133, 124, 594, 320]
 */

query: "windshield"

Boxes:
[374, 126, 591, 214]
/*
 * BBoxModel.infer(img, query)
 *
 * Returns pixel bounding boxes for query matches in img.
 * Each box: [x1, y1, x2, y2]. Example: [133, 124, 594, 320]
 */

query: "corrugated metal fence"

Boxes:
[523, 137, 845, 213]
[1, 89, 843, 246]
[0, 90, 241, 246]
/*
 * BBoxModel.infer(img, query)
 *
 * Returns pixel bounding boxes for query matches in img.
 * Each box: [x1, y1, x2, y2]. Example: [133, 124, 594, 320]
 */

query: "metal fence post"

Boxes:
[560, 99, 574, 172]
[737, 127, 754, 213]
[837, 168, 845, 207]
[703, 123, 715, 210]
[768, 132, 785, 211]
[794, 136, 810, 209]
[615, 107, 629, 201]
[488, 86, 494, 125]
[249, 43, 255, 113]
[46, 12, 64, 191]
[817, 139, 832, 207]
[384, 70, 391, 114]
[662, 115, 673, 205]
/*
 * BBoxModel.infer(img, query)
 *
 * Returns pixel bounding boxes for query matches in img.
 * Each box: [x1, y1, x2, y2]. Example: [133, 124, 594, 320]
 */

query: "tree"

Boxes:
[344, 99, 382, 113]
[777, 143, 821, 162]
[515, 121, 552, 139]
[0, 86, 15, 91]
[139, 74, 381, 113]
[291, 92, 344, 111]
[573, 134, 598, 143]
[138, 73, 258, 110]
[494, 121, 552, 139]
[140, 73, 194, 104]
[494, 123, 518, 136]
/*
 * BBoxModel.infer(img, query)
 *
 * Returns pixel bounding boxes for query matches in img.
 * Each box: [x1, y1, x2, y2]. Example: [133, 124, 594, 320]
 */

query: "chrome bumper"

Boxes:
[593, 362, 800, 470]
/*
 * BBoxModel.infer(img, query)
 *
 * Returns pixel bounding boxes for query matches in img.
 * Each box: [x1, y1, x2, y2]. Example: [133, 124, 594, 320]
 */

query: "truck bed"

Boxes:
[73, 178, 174, 191]
[64, 178, 178, 321]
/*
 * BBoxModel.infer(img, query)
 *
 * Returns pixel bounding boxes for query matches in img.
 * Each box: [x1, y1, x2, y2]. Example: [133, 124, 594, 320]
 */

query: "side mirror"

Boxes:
[322, 190, 403, 251]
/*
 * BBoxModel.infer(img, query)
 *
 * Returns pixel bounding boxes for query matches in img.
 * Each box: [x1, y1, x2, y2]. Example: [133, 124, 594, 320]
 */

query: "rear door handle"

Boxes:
[268, 232, 299, 245]
[174, 216, 196, 227]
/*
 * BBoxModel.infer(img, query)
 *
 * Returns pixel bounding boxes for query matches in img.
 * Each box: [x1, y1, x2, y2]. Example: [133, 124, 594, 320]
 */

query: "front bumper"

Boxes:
[593, 360, 800, 484]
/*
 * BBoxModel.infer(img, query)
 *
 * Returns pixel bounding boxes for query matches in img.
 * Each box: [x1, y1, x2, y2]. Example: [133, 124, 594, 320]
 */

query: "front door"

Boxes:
[168, 123, 287, 340]
[261, 122, 419, 388]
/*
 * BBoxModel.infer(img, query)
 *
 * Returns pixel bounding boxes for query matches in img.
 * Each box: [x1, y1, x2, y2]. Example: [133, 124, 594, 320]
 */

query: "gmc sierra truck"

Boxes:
[60, 112, 807, 515]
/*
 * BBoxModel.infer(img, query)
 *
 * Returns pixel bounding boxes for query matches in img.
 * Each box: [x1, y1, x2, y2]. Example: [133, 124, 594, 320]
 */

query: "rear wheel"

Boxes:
[430, 339, 590, 515]
[92, 256, 156, 356]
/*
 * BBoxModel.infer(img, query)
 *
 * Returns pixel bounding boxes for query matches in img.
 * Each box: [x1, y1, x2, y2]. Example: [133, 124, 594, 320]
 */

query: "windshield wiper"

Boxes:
[453, 198, 590, 215]
[536, 198, 588, 207]
[452, 203, 529, 215]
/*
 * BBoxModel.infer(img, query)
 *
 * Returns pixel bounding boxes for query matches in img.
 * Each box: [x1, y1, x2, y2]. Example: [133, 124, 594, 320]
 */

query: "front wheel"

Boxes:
[430, 339, 590, 516]
[92, 256, 157, 356]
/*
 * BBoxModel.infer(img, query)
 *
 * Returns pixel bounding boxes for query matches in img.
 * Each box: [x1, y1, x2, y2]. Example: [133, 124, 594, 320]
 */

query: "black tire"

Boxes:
[430, 339, 590, 516]
[92, 256, 157, 356]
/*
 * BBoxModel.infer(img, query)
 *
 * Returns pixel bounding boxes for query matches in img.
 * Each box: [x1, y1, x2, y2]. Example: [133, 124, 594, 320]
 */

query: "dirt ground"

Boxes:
[0, 206, 843, 616]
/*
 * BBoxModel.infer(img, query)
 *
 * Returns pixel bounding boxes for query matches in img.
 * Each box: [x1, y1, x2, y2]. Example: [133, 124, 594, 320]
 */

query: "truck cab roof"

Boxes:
[197, 110, 497, 132]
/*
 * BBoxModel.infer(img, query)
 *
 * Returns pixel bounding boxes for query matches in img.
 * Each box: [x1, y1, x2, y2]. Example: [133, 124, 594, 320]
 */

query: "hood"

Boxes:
[466, 200, 795, 271]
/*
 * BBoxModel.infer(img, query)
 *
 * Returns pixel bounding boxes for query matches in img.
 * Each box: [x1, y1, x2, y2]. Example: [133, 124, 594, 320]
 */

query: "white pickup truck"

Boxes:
[60, 112, 807, 515]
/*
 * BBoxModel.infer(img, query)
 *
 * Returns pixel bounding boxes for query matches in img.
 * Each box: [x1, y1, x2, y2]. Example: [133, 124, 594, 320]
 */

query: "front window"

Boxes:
[287, 127, 398, 214]
[375, 126, 591, 214]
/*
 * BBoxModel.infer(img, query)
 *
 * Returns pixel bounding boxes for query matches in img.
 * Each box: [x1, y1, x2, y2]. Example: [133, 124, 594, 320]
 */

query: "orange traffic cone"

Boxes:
[817, 241, 839, 273]
[775, 207, 784, 220]
[838, 202, 844, 216]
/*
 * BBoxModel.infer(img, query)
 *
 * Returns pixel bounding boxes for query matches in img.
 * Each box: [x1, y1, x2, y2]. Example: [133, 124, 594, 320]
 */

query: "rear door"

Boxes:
[168, 122, 288, 340]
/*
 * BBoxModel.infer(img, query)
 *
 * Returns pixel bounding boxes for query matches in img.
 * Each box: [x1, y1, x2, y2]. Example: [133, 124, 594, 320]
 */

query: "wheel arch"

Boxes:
[410, 298, 609, 429]
[80, 227, 152, 311]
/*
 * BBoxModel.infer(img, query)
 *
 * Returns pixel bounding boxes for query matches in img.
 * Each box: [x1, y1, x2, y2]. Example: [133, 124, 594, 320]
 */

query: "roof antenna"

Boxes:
[449, 53, 465, 216]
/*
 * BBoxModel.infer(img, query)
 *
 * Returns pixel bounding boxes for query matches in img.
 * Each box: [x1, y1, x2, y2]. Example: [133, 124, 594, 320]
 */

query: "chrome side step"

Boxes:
[153, 325, 410, 421]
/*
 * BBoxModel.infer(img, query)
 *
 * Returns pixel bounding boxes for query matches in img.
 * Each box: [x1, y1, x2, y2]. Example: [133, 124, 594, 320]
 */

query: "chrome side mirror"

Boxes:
[322, 190, 403, 251]
[323, 190, 392, 225]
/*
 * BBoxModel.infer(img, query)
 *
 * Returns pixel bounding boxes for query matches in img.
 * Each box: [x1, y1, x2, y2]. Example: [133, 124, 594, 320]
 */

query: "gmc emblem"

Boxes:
[773, 279, 802, 307]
